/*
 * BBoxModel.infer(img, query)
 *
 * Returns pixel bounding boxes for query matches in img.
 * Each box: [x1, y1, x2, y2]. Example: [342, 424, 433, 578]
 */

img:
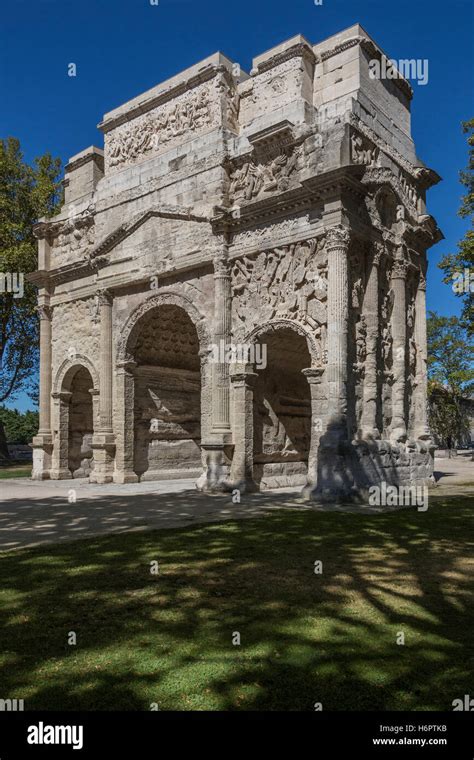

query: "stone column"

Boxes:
[229, 363, 258, 491]
[360, 244, 382, 438]
[32, 303, 53, 479]
[325, 225, 350, 440]
[302, 367, 325, 490]
[390, 255, 408, 443]
[98, 290, 114, 433]
[196, 250, 233, 493]
[49, 391, 72, 479]
[211, 250, 232, 433]
[113, 360, 138, 483]
[413, 269, 431, 440]
[91, 289, 116, 483]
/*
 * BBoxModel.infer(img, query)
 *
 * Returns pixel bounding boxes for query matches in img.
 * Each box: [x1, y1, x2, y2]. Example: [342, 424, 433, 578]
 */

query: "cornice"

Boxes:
[212, 166, 367, 233]
[251, 41, 316, 76]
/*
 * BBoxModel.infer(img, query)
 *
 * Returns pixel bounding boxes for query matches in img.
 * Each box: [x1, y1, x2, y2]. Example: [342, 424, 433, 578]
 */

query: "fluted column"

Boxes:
[325, 225, 350, 440]
[414, 269, 431, 440]
[360, 244, 382, 438]
[98, 289, 113, 433]
[32, 303, 53, 479]
[390, 255, 408, 443]
[90, 289, 116, 483]
[38, 304, 52, 435]
[212, 250, 232, 433]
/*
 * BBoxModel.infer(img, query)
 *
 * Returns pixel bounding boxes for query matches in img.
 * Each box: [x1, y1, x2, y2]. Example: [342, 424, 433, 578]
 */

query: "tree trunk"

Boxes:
[0, 419, 10, 460]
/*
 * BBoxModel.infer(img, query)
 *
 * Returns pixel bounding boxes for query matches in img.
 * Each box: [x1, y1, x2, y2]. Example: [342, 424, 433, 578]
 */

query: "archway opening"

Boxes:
[68, 366, 94, 478]
[252, 327, 312, 490]
[131, 304, 202, 480]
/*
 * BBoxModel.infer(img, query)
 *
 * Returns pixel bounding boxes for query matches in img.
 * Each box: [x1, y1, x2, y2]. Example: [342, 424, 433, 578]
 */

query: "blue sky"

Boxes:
[1, 0, 472, 411]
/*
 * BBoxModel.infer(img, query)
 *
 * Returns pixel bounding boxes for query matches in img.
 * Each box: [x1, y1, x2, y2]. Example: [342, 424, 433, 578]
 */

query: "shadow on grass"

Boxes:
[0, 491, 472, 711]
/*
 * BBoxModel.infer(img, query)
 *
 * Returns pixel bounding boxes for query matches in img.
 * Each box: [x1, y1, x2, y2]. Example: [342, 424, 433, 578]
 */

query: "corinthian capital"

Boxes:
[36, 304, 52, 320]
[325, 225, 350, 250]
[96, 288, 113, 306]
[391, 258, 409, 280]
[372, 242, 385, 267]
[213, 249, 230, 277]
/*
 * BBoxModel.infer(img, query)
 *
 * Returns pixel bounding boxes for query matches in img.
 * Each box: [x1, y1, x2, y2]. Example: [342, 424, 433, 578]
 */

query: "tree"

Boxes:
[427, 312, 474, 453]
[439, 118, 474, 335]
[0, 137, 62, 458]
[0, 406, 39, 445]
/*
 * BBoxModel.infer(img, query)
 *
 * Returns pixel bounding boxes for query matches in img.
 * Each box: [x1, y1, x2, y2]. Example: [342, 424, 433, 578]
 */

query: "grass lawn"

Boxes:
[0, 463, 31, 479]
[0, 494, 472, 711]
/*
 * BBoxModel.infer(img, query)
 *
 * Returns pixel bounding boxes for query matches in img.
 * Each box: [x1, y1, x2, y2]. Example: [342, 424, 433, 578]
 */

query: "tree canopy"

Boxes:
[0, 137, 62, 456]
[439, 118, 474, 335]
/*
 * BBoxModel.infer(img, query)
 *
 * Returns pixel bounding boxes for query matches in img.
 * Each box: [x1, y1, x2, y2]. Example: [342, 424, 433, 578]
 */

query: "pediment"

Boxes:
[88, 204, 210, 262]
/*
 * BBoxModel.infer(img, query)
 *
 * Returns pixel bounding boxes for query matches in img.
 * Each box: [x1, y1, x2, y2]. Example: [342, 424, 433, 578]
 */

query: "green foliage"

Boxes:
[427, 312, 474, 447]
[0, 137, 62, 407]
[439, 118, 474, 334]
[0, 406, 38, 444]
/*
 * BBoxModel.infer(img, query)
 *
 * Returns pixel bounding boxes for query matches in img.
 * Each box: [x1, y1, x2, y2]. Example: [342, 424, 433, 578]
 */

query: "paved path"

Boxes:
[0, 454, 472, 552]
[0, 478, 311, 552]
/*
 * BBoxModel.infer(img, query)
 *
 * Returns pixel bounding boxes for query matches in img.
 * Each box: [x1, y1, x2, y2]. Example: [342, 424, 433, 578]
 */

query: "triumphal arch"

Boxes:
[31, 25, 442, 499]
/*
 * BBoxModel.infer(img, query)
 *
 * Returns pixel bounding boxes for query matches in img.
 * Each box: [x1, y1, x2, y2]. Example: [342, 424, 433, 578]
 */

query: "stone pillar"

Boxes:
[91, 289, 116, 483]
[325, 225, 350, 440]
[32, 303, 53, 479]
[390, 255, 408, 443]
[211, 250, 232, 434]
[360, 244, 382, 438]
[98, 290, 114, 433]
[196, 250, 233, 493]
[302, 367, 325, 490]
[113, 360, 138, 483]
[229, 363, 258, 491]
[413, 269, 431, 440]
[49, 391, 72, 479]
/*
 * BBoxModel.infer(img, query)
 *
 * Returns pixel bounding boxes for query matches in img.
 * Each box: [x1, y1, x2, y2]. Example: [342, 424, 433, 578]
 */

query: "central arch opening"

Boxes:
[67, 366, 94, 478]
[131, 304, 202, 480]
[252, 327, 312, 490]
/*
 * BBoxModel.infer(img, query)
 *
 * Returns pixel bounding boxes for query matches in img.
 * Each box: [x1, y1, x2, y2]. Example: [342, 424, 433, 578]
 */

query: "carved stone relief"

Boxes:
[51, 205, 95, 261]
[107, 86, 214, 169]
[229, 145, 302, 202]
[231, 237, 327, 360]
[351, 130, 379, 167]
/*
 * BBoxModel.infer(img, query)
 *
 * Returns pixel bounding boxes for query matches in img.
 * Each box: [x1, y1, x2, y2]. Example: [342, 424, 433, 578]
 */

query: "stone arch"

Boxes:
[114, 289, 212, 483]
[116, 289, 212, 364]
[240, 318, 318, 491]
[244, 318, 322, 368]
[50, 359, 98, 480]
[53, 354, 100, 394]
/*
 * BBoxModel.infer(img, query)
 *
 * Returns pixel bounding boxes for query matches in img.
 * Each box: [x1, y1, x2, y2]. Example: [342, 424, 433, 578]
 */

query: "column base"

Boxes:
[91, 432, 116, 484]
[113, 470, 139, 484]
[196, 441, 232, 493]
[50, 468, 73, 481]
[307, 437, 435, 504]
[31, 434, 53, 480]
[390, 422, 407, 443]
